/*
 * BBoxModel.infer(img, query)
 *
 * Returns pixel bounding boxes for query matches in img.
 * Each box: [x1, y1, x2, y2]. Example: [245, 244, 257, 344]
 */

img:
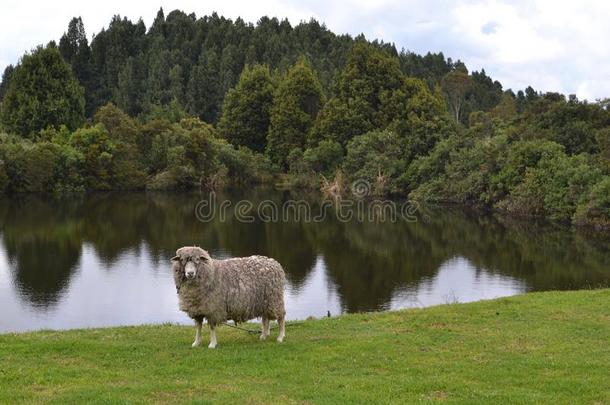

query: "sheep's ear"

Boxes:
[199, 255, 208, 262]
[171, 255, 180, 262]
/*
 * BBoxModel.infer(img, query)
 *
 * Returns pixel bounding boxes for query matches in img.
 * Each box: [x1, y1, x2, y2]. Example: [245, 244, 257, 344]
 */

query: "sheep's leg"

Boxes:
[260, 317, 270, 340]
[265, 318, 271, 336]
[192, 317, 203, 347]
[208, 322, 217, 349]
[277, 316, 285, 343]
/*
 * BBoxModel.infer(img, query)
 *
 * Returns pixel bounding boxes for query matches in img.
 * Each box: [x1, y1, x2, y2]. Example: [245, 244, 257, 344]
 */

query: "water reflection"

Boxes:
[389, 257, 527, 309]
[0, 197, 83, 308]
[0, 189, 608, 333]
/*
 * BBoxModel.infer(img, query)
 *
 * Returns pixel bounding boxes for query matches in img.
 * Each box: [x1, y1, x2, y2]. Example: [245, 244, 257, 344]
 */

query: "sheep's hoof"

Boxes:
[259, 334, 267, 341]
[208, 342, 217, 349]
[192, 340, 201, 348]
[276, 336, 284, 343]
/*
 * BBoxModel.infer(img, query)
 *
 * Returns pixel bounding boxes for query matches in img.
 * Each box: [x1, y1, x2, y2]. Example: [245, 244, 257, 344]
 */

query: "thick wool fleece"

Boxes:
[172, 246, 286, 325]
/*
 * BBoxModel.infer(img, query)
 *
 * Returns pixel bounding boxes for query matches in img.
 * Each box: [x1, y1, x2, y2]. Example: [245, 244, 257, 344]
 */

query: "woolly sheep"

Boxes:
[171, 246, 286, 348]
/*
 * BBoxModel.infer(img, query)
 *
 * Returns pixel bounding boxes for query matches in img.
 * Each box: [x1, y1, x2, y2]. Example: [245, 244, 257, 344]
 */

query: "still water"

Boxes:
[1, 188, 609, 333]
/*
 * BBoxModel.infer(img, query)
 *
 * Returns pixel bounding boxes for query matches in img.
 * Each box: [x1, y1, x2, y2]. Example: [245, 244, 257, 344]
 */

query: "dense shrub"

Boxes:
[69, 124, 115, 190]
[498, 152, 601, 220]
[574, 177, 610, 228]
[407, 121, 610, 227]
[491, 139, 565, 199]
[303, 140, 343, 177]
[218, 142, 275, 184]
[0, 135, 85, 193]
[343, 130, 406, 195]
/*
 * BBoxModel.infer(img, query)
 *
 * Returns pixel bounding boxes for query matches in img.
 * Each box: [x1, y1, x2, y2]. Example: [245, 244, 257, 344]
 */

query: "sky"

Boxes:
[1, 0, 609, 100]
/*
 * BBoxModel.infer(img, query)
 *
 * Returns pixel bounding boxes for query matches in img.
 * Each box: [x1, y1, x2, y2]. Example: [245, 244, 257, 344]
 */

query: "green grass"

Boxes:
[1, 290, 609, 404]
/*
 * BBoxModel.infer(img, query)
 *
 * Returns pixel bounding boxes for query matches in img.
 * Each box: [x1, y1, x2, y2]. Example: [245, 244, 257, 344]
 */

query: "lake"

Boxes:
[1, 188, 609, 333]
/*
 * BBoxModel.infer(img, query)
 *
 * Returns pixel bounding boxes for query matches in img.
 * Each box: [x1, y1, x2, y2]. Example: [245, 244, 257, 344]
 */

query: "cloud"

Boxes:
[453, 1, 563, 64]
[1, 0, 609, 100]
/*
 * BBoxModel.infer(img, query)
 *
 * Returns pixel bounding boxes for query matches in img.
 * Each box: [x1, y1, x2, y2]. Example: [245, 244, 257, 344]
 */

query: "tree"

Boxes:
[310, 41, 404, 146]
[69, 124, 115, 189]
[594, 128, 610, 173]
[0, 65, 15, 101]
[1, 45, 85, 137]
[186, 47, 222, 122]
[380, 77, 450, 161]
[94, 103, 139, 142]
[266, 58, 325, 167]
[59, 16, 94, 113]
[490, 92, 517, 121]
[169, 65, 185, 106]
[343, 130, 407, 195]
[144, 40, 172, 110]
[441, 64, 472, 123]
[520, 95, 608, 155]
[94, 103, 145, 189]
[336, 41, 402, 120]
[217, 64, 274, 152]
[525, 86, 538, 102]
[309, 96, 373, 148]
[503, 150, 601, 220]
[461, 69, 503, 122]
[59, 17, 88, 63]
[398, 50, 452, 88]
[303, 139, 343, 177]
[220, 44, 242, 95]
[574, 177, 610, 227]
[114, 57, 145, 116]
[89, 15, 146, 114]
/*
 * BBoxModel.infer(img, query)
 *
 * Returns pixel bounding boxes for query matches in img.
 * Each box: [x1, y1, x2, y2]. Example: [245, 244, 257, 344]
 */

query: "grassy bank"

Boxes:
[1, 290, 609, 404]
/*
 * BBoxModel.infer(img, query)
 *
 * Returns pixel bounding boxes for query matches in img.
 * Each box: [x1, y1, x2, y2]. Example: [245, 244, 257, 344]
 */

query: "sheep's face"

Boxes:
[183, 256, 205, 279]
[172, 247, 211, 281]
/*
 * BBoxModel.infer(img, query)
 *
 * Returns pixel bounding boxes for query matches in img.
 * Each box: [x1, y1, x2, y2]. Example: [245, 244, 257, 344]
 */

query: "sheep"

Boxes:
[171, 246, 286, 348]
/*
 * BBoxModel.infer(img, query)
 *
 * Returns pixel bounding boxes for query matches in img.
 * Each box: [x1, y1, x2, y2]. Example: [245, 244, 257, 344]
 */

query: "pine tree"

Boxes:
[220, 44, 242, 95]
[169, 64, 184, 105]
[89, 15, 146, 114]
[0, 65, 14, 101]
[144, 40, 172, 110]
[186, 47, 221, 122]
[59, 17, 95, 115]
[59, 17, 87, 66]
[115, 56, 144, 116]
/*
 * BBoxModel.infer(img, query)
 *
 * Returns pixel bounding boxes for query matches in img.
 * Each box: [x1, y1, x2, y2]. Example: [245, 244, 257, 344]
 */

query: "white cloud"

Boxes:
[1, 0, 609, 100]
[452, 1, 563, 64]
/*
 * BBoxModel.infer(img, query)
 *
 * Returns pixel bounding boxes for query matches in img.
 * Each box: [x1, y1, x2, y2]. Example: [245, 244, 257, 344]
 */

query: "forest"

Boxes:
[0, 9, 608, 229]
